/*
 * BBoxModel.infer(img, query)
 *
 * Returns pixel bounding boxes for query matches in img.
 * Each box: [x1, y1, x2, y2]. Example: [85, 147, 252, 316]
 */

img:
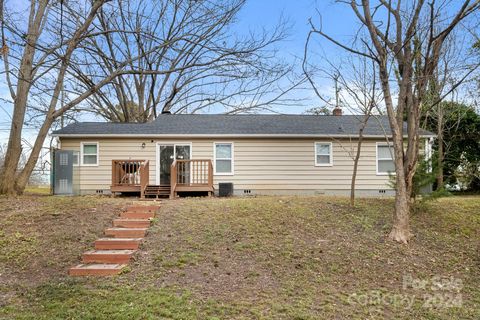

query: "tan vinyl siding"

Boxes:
[60, 137, 398, 193]
[61, 139, 157, 191]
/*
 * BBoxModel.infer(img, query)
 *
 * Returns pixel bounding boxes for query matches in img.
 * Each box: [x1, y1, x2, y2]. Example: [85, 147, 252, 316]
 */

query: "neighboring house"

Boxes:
[51, 113, 434, 198]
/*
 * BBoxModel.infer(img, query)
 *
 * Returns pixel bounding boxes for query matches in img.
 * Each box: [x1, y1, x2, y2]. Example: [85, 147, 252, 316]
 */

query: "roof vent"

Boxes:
[333, 106, 342, 116]
[161, 110, 171, 114]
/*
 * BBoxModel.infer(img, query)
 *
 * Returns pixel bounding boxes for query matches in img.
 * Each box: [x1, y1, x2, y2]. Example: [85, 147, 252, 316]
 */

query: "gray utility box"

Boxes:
[218, 183, 233, 197]
[53, 150, 74, 195]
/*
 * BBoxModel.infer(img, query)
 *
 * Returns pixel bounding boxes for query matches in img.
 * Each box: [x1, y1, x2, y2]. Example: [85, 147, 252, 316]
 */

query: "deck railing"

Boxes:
[111, 160, 148, 187]
[139, 160, 149, 198]
[170, 159, 213, 198]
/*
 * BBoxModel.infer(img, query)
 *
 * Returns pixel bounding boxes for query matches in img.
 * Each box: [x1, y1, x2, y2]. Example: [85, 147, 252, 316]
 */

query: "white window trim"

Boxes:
[314, 142, 333, 167]
[213, 142, 234, 175]
[376, 142, 395, 176]
[80, 142, 99, 166]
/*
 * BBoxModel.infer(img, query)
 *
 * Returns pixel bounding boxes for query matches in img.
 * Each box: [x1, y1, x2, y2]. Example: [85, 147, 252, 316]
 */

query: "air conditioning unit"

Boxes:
[218, 183, 233, 197]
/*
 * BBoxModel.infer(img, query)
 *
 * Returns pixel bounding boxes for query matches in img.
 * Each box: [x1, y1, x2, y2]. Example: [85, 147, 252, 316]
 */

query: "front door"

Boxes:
[158, 144, 191, 185]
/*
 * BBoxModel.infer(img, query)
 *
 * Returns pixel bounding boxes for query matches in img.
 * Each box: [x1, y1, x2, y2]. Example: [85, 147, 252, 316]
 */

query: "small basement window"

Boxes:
[377, 143, 395, 175]
[81, 142, 99, 166]
[315, 142, 333, 166]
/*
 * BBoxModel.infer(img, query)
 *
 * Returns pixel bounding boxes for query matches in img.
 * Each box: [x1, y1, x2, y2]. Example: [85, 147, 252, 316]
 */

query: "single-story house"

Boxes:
[51, 112, 434, 198]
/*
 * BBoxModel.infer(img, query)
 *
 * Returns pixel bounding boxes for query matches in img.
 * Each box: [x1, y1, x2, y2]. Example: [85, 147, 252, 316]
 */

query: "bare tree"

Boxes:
[339, 59, 381, 207]
[421, 31, 480, 190]
[0, 0, 304, 195]
[310, 0, 480, 242]
[0, 0, 110, 195]
[71, 0, 304, 121]
[303, 43, 383, 206]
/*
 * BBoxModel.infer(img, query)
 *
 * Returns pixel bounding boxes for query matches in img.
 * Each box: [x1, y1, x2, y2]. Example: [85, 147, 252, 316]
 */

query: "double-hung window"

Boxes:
[214, 142, 233, 175]
[376, 143, 395, 175]
[315, 142, 333, 166]
[81, 142, 99, 166]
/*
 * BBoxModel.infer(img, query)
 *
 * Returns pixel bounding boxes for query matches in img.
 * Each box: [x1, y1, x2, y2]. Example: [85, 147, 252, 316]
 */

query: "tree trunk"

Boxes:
[14, 115, 54, 193]
[0, 0, 47, 195]
[0, 35, 37, 195]
[0, 142, 21, 195]
[388, 179, 413, 243]
[388, 164, 414, 243]
[0, 78, 31, 195]
[0, 0, 105, 195]
[350, 124, 367, 207]
[436, 104, 444, 190]
[377, 63, 415, 243]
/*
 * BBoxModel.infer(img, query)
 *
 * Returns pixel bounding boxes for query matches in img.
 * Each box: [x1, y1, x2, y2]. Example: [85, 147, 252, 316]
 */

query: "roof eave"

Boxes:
[52, 133, 436, 138]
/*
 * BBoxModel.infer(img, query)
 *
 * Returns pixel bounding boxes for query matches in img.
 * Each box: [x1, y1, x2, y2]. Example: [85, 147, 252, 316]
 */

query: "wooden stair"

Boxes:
[95, 238, 143, 249]
[144, 185, 170, 198]
[82, 250, 135, 264]
[69, 264, 128, 276]
[113, 219, 151, 228]
[68, 205, 159, 276]
[104, 227, 148, 238]
[120, 211, 155, 219]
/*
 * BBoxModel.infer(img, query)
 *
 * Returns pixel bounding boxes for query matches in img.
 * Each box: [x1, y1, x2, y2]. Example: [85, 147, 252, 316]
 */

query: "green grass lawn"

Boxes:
[0, 194, 479, 319]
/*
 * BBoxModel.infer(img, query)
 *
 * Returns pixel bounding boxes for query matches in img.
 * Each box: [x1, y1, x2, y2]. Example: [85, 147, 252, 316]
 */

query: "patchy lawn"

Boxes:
[0, 194, 479, 319]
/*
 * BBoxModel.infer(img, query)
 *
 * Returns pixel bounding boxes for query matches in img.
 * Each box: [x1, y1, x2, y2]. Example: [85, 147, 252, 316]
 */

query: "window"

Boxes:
[73, 151, 79, 166]
[315, 142, 333, 166]
[377, 143, 395, 175]
[214, 142, 233, 175]
[81, 142, 99, 166]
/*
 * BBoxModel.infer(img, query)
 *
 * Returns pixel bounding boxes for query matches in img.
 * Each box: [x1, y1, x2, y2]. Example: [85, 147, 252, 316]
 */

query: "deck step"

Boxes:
[68, 263, 127, 276]
[105, 227, 147, 238]
[120, 211, 155, 219]
[95, 238, 143, 250]
[145, 186, 170, 190]
[144, 186, 170, 197]
[113, 219, 151, 228]
[125, 205, 160, 213]
[82, 250, 136, 264]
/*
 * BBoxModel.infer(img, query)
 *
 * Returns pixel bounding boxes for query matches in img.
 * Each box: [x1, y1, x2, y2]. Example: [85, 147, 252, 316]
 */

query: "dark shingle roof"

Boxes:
[52, 114, 434, 137]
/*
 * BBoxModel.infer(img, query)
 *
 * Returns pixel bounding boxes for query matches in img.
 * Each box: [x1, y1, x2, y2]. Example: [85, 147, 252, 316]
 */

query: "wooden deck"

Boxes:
[170, 159, 214, 198]
[110, 159, 213, 199]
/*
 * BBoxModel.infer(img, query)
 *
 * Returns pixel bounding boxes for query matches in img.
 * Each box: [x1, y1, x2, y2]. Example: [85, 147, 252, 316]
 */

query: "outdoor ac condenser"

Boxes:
[218, 182, 233, 197]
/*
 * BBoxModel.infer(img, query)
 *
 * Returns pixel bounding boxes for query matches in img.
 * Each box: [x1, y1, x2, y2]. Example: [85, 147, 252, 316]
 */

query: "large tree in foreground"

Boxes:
[0, 0, 109, 196]
[313, 0, 480, 242]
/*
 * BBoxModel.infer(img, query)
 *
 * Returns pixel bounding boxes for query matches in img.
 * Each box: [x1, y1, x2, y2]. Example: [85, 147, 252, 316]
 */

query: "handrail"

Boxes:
[170, 160, 177, 199]
[208, 160, 213, 188]
[140, 160, 149, 198]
